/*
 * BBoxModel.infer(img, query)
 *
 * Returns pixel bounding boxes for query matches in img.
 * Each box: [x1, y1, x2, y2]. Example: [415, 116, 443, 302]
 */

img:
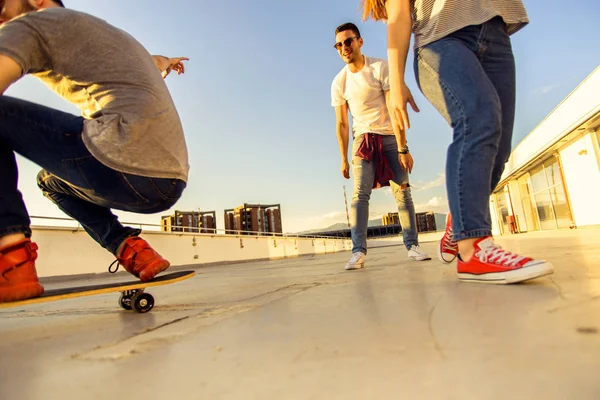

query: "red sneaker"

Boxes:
[457, 237, 554, 284]
[438, 213, 458, 263]
[0, 239, 45, 303]
[115, 236, 170, 282]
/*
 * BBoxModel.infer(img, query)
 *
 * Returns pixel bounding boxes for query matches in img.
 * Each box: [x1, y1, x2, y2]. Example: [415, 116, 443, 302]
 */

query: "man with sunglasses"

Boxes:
[331, 22, 431, 270]
[0, 0, 190, 302]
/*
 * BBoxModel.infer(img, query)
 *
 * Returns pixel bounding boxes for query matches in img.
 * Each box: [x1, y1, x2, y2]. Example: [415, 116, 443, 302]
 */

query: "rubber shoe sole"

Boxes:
[0, 281, 44, 303]
[409, 254, 432, 261]
[345, 263, 364, 271]
[438, 247, 458, 264]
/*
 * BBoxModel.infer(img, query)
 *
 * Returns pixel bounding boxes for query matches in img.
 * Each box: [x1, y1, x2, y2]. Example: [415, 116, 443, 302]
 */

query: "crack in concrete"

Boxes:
[427, 296, 446, 359]
[230, 282, 322, 303]
[136, 315, 190, 334]
[549, 277, 567, 301]
[547, 294, 600, 314]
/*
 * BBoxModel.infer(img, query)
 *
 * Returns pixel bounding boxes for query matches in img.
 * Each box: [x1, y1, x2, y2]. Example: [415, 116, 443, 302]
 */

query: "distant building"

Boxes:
[490, 66, 600, 235]
[382, 213, 400, 226]
[224, 204, 282, 235]
[161, 210, 217, 233]
[416, 211, 437, 233]
[382, 211, 437, 232]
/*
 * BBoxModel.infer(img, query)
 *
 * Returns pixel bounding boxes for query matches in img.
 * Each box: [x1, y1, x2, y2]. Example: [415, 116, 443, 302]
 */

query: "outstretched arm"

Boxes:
[152, 55, 189, 79]
[386, 0, 419, 131]
[0, 54, 23, 95]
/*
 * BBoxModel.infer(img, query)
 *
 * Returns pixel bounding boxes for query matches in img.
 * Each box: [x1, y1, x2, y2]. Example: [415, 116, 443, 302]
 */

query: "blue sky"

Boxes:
[6, 0, 600, 233]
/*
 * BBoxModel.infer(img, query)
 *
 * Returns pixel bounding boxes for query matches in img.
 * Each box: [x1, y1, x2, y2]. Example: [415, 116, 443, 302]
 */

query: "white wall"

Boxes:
[500, 66, 600, 183]
[30, 227, 352, 278]
[508, 180, 526, 232]
[559, 131, 600, 227]
[490, 199, 501, 236]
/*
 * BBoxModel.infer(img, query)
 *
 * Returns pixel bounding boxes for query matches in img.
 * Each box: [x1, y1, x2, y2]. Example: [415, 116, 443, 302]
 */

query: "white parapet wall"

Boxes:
[30, 226, 352, 278]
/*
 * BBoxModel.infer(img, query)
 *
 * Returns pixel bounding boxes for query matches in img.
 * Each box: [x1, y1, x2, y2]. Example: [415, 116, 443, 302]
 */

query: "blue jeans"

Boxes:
[350, 134, 418, 253]
[414, 17, 516, 241]
[0, 96, 186, 254]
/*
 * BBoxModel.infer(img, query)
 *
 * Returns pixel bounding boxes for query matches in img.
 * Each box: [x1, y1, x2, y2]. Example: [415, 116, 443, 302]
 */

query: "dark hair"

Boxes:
[335, 22, 361, 38]
[53, 0, 65, 7]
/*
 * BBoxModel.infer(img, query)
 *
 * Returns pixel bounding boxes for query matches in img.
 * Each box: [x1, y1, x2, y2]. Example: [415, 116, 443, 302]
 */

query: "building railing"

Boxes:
[29, 215, 350, 240]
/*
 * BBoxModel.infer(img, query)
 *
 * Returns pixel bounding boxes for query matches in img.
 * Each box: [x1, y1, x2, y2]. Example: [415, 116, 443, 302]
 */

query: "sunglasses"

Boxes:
[333, 36, 359, 50]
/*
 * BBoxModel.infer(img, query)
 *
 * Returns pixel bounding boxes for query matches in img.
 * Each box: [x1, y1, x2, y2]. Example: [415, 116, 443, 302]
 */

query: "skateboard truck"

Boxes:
[119, 289, 155, 313]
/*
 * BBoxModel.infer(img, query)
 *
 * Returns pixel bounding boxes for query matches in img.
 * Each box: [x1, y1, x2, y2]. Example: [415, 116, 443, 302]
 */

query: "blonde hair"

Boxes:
[361, 0, 388, 21]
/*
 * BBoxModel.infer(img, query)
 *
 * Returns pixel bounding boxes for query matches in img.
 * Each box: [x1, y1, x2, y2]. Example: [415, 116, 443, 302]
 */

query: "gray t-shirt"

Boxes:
[0, 8, 189, 182]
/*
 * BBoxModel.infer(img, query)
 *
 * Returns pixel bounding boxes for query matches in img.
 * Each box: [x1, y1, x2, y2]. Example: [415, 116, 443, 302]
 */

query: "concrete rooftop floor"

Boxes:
[1, 228, 599, 400]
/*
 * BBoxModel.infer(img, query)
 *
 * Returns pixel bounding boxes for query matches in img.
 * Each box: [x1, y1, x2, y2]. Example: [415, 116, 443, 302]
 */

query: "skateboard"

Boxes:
[0, 270, 195, 314]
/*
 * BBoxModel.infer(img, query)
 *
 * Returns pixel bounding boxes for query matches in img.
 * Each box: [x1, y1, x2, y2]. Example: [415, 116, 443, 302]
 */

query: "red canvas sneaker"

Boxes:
[457, 237, 554, 284]
[115, 236, 170, 282]
[438, 213, 459, 263]
[0, 239, 44, 302]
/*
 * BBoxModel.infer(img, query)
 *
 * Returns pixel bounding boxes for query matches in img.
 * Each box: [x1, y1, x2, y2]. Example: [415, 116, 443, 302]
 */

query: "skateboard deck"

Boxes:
[0, 270, 195, 313]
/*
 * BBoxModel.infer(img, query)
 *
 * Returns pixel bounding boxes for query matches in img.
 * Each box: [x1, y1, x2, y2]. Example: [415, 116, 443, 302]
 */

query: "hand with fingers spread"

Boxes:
[390, 81, 420, 131]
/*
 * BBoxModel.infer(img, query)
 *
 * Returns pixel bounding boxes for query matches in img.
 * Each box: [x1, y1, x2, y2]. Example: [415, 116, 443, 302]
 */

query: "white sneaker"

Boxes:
[408, 245, 432, 261]
[345, 252, 365, 270]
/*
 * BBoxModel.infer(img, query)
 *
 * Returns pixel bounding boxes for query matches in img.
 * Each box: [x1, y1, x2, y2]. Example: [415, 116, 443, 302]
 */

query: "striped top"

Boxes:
[410, 0, 529, 49]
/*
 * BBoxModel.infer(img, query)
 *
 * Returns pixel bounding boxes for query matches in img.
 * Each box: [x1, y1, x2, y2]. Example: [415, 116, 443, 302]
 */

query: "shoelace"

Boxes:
[350, 253, 363, 263]
[411, 246, 425, 255]
[477, 244, 526, 267]
[108, 260, 120, 274]
[442, 227, 458, 251]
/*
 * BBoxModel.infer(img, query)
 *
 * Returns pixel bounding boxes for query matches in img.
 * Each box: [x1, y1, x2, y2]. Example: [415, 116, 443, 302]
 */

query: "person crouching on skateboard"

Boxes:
[0, 0, 190, 302]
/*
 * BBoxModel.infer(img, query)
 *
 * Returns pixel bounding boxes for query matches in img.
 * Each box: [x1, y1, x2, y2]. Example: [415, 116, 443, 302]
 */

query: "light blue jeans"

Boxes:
[414, 17, 516, 241]
[350, 134, 418, 254]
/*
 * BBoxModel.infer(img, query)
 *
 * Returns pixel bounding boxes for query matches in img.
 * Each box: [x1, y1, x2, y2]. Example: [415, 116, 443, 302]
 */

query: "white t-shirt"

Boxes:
[331, 56, 394, 137]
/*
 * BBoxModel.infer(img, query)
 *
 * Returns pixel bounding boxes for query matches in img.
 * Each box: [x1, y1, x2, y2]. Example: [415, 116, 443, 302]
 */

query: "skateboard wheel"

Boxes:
[132, 293, 154, 313]
[119, 295, 133, 310]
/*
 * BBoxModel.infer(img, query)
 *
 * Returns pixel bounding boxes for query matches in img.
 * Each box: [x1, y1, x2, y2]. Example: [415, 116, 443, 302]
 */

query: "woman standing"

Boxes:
[361, 0, 554, 284]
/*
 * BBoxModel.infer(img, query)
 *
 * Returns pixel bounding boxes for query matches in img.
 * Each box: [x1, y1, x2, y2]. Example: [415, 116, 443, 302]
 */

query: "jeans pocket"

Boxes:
[62, 156, 95, 189]
[117, 174, 152, 205]
[147, 178, 186, 201]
